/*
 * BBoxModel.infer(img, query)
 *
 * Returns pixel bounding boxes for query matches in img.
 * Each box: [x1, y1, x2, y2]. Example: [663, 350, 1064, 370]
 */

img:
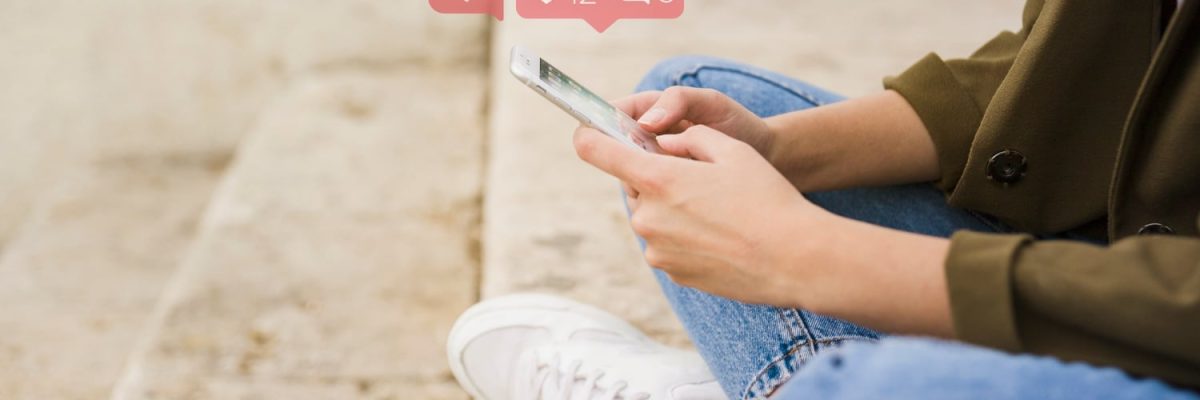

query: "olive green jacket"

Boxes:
[884, 0, 1200, 387]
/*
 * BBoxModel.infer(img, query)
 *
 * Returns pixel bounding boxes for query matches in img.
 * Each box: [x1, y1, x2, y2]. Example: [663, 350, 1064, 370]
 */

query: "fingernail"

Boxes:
[639, 108, 666, 125]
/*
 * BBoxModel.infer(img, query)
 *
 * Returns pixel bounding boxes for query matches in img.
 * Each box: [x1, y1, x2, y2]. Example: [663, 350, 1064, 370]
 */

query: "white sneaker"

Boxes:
[447, 293, 726, 400]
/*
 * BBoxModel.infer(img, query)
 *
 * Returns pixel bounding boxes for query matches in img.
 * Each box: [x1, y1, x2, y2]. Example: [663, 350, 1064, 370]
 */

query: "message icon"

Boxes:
[429, 0, 505, 21]
[517, 0, 684, 33]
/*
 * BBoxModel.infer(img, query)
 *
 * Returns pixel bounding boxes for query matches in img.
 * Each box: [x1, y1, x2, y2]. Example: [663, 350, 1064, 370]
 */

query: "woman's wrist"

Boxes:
[775, 206, 956, 337]
[761, 115, 789, 173]
[760, 91, 941, 192]
[768, 205, 855, 311]
[762, 111, 838, 192]
[761, 115, 785, 164]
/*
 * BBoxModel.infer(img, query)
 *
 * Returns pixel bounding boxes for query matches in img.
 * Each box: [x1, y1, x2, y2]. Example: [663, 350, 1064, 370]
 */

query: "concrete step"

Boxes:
[0, 2, 110, 250]
[0, 0, 486, 263]
[482, 0, 1024, 346]
[111, 66, 487, 400]
[0, 1, 487, 398]
[0, 153, 230, 400]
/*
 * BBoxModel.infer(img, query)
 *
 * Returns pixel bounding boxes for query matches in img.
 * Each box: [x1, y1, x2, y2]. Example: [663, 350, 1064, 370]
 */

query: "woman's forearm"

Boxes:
[764, 91, 956, 336]
[781, 212, 957, 338]
[764, 90, 940, 191]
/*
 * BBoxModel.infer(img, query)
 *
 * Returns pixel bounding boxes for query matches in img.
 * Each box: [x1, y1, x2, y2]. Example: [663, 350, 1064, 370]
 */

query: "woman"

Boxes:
[447, 0, 1200, 398]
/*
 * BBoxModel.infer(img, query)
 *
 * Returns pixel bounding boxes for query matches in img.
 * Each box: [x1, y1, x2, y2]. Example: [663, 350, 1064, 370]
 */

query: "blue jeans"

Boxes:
[629, 56, 1197, 400]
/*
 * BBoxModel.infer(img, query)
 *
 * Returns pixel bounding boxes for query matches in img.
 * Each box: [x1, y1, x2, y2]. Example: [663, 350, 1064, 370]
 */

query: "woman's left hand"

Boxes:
[573, 124, 843, 307]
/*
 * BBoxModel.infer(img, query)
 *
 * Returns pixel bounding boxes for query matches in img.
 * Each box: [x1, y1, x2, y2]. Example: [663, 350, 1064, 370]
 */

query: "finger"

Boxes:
[655, 125, 745, 163]
[621, 181, 640, 199]
[637, 87, 731, 133]
[621, 181, 640, 212]
[653, 133, 689, 159]
[610, 91, 664, 120]
[573, 125, 664, 185]
[625, 193, 640, 213]
[662, 120, 695, 135]
[610, 92, 691, 137]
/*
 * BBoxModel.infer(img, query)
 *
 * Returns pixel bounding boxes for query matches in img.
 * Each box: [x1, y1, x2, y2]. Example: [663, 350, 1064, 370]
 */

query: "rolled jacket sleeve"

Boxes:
[883, 0, 1043, 192]
[945, 231, 1200, 385]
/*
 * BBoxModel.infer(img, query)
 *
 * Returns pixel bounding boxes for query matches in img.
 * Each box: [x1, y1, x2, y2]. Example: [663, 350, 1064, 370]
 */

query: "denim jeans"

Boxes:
[628, 56, 1198, 400]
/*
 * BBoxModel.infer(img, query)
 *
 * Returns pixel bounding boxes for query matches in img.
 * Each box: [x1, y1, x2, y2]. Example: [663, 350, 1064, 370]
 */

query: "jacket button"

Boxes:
[1137, 223, 1175, 235]
[986, 149, 1027, 185]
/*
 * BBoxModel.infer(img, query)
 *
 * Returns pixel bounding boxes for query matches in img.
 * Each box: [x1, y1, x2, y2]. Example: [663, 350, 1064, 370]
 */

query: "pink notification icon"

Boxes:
[517, 0, 684, 33]
[429, 0, 505, 21]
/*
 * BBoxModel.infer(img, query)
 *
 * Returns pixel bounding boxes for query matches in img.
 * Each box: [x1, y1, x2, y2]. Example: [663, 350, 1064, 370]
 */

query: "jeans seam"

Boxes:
[741, 338, 807, 400]
[774, 308, 812, 351]
[671, 63, 829, 106]
[791, 309, 818, 355]
[741, 337, 873, 400]
[739, 308, 810, 400]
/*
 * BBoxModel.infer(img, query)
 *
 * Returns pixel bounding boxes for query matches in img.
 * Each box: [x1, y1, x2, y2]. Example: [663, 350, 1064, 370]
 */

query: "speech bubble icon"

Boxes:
[517, 0, 684, 33]
[429, 0, 505, 21]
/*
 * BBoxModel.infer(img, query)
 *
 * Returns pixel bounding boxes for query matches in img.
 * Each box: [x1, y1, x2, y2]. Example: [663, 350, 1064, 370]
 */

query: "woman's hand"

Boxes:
[614, 87, 776, 158]
[575, 89, 957, 336]
[573, 122, 839, 307]
[611, 87, 777, 199]
[573, 120, 956, 337]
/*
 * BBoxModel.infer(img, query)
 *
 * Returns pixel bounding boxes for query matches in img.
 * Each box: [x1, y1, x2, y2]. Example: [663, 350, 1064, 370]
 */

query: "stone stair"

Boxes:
[110, 68, 487, 400]
[0, 1, 1022, 399]
[0, 1, 487, 399]
[0, 145, 229, 400]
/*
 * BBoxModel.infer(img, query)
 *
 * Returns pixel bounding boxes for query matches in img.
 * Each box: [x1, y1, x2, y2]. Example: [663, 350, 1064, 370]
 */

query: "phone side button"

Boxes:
[535, 86, 547, 94]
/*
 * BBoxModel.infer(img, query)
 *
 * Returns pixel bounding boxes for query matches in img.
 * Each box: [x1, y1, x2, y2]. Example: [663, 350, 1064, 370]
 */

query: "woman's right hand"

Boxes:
[612, 87, 777, 160]
[608, 87, 777, 201]
[611, 88, 939, 195]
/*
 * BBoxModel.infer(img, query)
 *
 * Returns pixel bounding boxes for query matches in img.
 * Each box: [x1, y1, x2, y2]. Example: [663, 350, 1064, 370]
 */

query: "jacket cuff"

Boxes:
[884, 54, 986, 192]
[944, 230, 1031, 352]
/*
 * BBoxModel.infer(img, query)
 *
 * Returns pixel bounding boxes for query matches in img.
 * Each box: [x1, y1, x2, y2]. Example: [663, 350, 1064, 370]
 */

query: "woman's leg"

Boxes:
[630, 56, 1012, 399]
[772, 337, 1199, 400]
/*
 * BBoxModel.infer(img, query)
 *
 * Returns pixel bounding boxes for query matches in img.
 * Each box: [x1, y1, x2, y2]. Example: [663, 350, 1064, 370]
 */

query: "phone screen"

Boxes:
[539, 59, 657, 152]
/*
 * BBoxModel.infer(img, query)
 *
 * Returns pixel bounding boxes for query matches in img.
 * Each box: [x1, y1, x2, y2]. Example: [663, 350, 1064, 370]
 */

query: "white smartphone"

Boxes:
[510, 46, 663, 154]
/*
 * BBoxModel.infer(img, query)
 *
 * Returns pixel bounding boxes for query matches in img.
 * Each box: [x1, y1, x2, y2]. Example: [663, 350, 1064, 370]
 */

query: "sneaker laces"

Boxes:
[516, 351, 652, 400]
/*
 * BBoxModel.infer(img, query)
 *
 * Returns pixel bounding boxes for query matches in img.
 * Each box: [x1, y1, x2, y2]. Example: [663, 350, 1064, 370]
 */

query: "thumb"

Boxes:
[656, 125, 742, 163]
[637, 87, 728, 134]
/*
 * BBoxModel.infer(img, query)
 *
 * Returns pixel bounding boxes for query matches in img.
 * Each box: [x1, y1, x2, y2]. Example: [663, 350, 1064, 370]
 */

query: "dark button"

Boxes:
[986, 149, 1027, 185]
[1137, 223, 1175, 235]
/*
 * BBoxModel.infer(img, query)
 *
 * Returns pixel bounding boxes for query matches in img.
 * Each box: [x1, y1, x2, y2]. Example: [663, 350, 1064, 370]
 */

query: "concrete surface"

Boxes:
[112, 69, 486, 400]
[0, 0, 485, 248]
[0, 0, 1023, 398]
[0, 156, 226, 399]
[0, 1, 486, 399]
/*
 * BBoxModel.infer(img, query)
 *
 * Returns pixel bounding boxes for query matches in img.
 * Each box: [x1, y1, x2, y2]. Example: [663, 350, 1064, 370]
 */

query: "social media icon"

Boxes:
[429, 0, 504, 21]
[517, 0, 684, 32]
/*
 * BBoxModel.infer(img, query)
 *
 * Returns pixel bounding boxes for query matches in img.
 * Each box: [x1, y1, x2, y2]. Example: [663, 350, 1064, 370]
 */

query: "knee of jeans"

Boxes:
[635, 55, 732, 92]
